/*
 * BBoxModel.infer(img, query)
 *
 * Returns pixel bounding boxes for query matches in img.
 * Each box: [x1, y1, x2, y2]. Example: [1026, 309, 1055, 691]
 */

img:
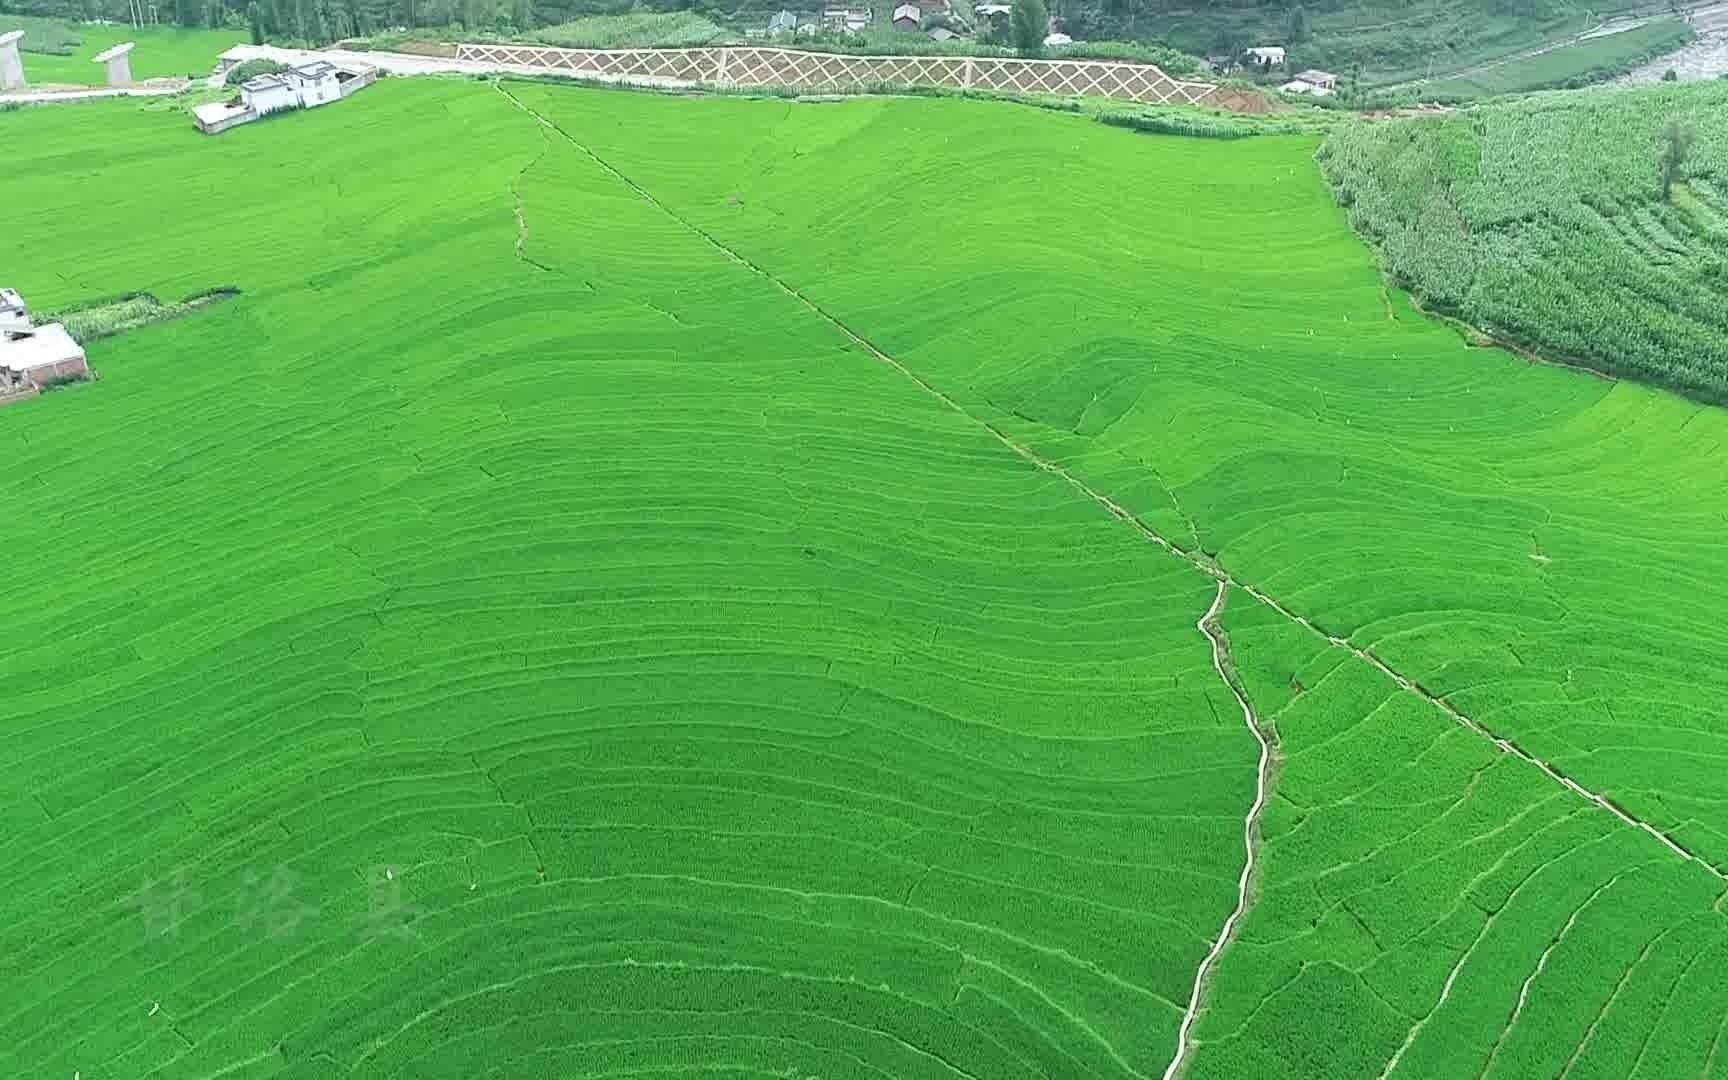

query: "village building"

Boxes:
[0, 288, 29, 332]
[193, 58, 377, 136]
[1242, 45, 1286, 71]
[768, 10, 798, 35]
[927, 25, 959, 41]
[975, 2, 1011, 30]
[0, 290, 89, 398]
[1043, 31, 1072, 46]
[1281, 69, 1338, 95]
[892, 3, 922, 31]
[92, 41, 135, 86]
[0, 30, 26, 92]
[822, 5, 871, 30]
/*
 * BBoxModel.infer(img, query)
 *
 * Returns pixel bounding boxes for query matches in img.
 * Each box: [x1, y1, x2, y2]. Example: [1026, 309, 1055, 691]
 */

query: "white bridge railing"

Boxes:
[454, 42, 1227, 107]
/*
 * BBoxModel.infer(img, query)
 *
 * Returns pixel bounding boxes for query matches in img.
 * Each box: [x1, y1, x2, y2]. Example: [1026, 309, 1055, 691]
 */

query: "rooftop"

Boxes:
[292, 60, 338, 79]
[0, 323, 85, 373]
[194, 100, 254, 124]
[242, 73, 288, 91]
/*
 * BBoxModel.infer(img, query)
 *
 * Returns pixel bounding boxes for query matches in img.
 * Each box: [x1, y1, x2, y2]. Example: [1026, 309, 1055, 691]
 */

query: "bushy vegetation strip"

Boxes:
[47, 288, 239, 341]
[1318, 80, 1728, 403]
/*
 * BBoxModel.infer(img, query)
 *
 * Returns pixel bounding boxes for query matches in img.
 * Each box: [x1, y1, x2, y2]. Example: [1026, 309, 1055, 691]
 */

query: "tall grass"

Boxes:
[532, 12, 729, 49]
[1319, 79, 1728, 401]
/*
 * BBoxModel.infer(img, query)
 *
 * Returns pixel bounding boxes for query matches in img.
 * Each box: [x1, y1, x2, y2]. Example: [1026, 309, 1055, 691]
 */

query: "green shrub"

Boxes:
[1010, 0, 1047, 57]
[225, 58, 291, 86]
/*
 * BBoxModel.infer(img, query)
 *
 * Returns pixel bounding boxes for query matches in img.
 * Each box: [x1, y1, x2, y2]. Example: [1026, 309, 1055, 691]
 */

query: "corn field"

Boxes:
[1319, 81, 1728, 403]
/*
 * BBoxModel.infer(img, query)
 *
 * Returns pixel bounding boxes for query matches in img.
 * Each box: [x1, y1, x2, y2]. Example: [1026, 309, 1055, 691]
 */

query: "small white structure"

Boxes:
[240, 71, 297, 114]
[0, 291, 89, 395]
[195, 59, 377, 135]
[1043, 31, 1072, 46]
[1243, 45, 1286, 69]
[1281, 69, 1338, 95]
[192, 99, 255, 134]
[92, 41, 135, 86]
[0, 30, 26, 92]
[0, 288, 29, 332]
[975, 3, 1011, 15]
[928, 25, 958, 41]
[1, 324, 88, 391]
[287, 59, 341, 105]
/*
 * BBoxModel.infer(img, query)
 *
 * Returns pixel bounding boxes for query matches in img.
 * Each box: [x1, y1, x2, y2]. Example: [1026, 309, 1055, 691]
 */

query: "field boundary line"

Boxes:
[495, 66, 1724, 902]
[1164, 581, 1273, 1080]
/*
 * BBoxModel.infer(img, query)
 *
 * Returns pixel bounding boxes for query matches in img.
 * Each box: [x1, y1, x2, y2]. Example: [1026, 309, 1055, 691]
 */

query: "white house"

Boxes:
[195, 59, 378, 135]
[0, 290, 88, 395]
[1, 323, 88, 391]
[1043, 31, 1072, 46]
[287, 59, 341, 106]
[240, 71, 298, 114]
[1295, 68, 1337, 90]
[1243, 45, 1286, 69]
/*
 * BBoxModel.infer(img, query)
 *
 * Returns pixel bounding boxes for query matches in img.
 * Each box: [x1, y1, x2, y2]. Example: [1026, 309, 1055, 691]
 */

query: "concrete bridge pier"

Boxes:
[92, 41, 135, 86]
[0, 31, 25, 91]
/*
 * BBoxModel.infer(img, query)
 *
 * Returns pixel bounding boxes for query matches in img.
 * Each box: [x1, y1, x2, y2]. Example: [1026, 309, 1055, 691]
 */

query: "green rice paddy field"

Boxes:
[3, 80, 1728, 1078]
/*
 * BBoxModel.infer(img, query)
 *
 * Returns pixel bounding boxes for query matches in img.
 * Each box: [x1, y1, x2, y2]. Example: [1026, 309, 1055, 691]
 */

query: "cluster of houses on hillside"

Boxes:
[761, 0, 948, 37]
[758, 1, 1073, 46]
[192, 55, 377, 135]
[1, 289, 89, 403]
[1214, 44, 1338, 95]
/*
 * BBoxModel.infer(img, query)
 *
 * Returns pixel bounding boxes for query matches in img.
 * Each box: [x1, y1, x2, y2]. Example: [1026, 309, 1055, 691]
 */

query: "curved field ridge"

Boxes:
[4, 79, 1728, 1080]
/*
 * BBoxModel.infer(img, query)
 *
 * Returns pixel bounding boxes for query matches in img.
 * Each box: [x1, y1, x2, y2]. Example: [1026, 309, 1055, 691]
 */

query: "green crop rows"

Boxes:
[3, 79, 1728, 1078]
[1320, 80, 1728, 401]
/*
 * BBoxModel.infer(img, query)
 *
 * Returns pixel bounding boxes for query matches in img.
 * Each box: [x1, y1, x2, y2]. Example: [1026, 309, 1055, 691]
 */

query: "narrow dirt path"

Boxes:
[1164, 581, 1273, 1080]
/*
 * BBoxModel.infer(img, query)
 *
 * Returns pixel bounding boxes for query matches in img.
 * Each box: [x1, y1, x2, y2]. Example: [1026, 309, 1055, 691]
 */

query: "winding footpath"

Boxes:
[1164, 582, 1272, 1080]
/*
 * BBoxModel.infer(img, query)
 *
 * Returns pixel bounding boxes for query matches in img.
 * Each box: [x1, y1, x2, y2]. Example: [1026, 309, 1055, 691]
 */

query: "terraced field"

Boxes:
[4, 79, 1728, 1078]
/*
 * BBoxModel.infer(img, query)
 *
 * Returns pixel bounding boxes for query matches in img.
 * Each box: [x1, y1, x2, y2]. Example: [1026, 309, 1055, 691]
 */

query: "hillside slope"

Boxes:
[1320, 80, 1728, 401]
